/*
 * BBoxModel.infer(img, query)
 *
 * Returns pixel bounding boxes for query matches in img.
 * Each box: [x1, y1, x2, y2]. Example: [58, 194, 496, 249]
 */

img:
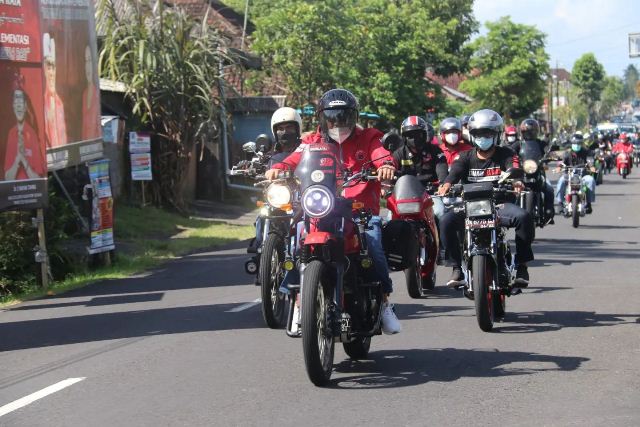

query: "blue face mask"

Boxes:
[571, 143, 581, 152]
[475, 136, 494, 151]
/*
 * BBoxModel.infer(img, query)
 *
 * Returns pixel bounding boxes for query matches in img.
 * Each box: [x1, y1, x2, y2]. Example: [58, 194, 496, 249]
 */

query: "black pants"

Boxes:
[439, 202, 534, 267]
[543, 183, 555, 217]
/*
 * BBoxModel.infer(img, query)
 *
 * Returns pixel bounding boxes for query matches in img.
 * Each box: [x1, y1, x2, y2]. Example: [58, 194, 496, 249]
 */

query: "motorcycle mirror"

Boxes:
[242, 141, 257, 153]
[381, 131, 402, 153]
[255, 134, 272, 153]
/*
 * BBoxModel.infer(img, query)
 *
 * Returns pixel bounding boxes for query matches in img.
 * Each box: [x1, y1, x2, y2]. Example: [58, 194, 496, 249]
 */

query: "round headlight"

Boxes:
[266, 184, 291, 208]
[523, 159, 538, 174]
[302, 186, 334, 218]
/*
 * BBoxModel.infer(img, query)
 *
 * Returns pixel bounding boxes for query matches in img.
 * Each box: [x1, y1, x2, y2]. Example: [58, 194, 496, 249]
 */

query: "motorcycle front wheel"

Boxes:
[302, 260, 335, 386]
[472, 255, 495, 332]
[571, 195, 579, 228]
[259, 234, 287, 328]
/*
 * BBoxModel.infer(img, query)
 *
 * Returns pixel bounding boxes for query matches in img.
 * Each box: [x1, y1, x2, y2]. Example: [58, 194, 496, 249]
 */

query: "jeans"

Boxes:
[439, 203, 534, 267]
[365, 216, 393, 294]
[555, 174, 596, 204]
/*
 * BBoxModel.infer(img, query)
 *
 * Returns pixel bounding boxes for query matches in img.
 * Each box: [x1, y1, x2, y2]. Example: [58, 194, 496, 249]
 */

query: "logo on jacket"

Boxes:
[355, 150, 366, 161]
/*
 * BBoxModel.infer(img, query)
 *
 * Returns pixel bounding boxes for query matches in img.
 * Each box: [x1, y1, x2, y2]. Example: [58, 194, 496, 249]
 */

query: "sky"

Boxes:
[473, 0, 640, 77]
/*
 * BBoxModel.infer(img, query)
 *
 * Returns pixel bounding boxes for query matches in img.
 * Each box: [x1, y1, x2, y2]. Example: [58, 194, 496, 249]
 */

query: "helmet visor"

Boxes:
[320, 108, 357, 128]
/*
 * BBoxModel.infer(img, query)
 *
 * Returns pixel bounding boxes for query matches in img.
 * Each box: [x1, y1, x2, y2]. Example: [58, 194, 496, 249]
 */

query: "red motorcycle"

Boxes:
[295, 142, 387, 386]
[383, 134, 439, 298]
[616, 152, 631, 179]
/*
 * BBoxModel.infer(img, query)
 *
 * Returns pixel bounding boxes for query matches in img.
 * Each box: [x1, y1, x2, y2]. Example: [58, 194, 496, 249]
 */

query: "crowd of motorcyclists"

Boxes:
[229, 88, 639, 385]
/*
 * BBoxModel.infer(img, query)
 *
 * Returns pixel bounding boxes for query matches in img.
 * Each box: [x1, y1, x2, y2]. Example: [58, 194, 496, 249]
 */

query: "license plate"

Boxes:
[465, 218, 495, 229]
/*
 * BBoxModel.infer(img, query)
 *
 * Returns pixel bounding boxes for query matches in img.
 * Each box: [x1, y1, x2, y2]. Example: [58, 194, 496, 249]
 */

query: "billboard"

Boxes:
[630, 33, 640, 58]
[40, 0, 103, 170]
[0, 0, 48, 211]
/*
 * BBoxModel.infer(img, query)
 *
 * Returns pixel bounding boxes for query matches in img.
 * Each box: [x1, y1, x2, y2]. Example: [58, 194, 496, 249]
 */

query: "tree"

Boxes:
[598, 76, 624, 121]
[249, 0, 477, 125]
[97, 0, 233, 210]
[571, 53, 605, 126]
[458, 17, 549, 122]
[622, 64, 639, 100]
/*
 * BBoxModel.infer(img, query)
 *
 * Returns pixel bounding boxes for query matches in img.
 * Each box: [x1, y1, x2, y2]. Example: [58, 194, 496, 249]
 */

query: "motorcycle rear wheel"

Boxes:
[302, 260, 335, 386]
[571, 195, 579, 228]
[405, 250, 424, 298]
[259, 234, 287, 328]
[472, 255, 495, 332]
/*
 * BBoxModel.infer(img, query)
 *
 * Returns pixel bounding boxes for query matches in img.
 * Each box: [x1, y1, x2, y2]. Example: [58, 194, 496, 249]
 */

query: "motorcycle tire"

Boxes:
[472, 255, 495, 332]
[405, 249, 424, 298]
[259, 234, 287, 329]
[622, 168, 628, 179]
[302, 260, 335, 386]
[571, 195, 579, 228]
[343, 337, 371, 360]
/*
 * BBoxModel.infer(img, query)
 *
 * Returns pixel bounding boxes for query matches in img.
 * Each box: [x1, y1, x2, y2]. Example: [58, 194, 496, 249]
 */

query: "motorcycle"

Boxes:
[615, 151, 631, 179]
[559, 165, 588, 228]
[633, 144, 640, 167]
[518, 140, 552, 228]
[294, 142, 386, 386]
[451, 168, 524, 332]
[381, 133, 439, 298]
[229, 138, 300, 329]
[591, 149, 606, 185]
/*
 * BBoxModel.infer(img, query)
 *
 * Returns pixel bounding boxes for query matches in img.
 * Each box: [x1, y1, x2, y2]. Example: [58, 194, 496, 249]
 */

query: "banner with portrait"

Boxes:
[87, 159, 114, 254]
[40, 0, 103, 170]
[0, 0, 48, 211]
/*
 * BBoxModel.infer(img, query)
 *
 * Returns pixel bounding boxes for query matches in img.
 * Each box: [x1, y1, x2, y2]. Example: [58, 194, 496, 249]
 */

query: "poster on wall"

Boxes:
[40, 0, 103, 170]
[87, 159, 114, 254]
[0, 0, 48, 211]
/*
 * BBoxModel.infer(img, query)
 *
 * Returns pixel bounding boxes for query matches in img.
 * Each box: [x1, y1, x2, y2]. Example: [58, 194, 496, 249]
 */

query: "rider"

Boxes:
[504, 125, 519, 148]
[439, 117, 473, 167]
[436, 109, 534, 288]
[460, 114, 472, 145]
[392, 115, 448, 219]
[265, 89, 402, 335]
[509, 119, 556, 222]
[612, 132, 634, 172]
[248, 107, 303, 254]
[555, 132, 596, 214]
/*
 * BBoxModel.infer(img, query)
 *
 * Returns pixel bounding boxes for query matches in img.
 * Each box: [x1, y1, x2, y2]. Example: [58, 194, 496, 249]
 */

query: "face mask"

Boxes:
[328, 127, 352, 144]
[276, 131, 298, 151]
[571, 144, 581, 152]
[475, 137, 494, 151]
[405, 135, 426, 152]
[507, 136, 516, 143]
[445, 133, 459, 145]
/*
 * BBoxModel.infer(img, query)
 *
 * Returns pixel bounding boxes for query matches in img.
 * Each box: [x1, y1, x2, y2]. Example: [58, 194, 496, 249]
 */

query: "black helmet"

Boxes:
[519, 118, 540, 140]
[439, 117, 462, 134]
[317, 89, 359, 144]
[401, 116, 430, 152]
[401, 115, 428, 134]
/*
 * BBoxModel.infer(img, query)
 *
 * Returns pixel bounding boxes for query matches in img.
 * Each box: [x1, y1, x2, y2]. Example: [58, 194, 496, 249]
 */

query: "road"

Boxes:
[1, 171, 639, 426]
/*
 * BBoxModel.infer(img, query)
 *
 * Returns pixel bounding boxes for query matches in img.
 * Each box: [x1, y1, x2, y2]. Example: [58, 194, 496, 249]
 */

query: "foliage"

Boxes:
[571, 53, 605, 125]
[622, 64, 639, 101]
[458, 16, 549, 122]
[97, 0, 233, 210]
[554, 86, 589, 132]
[248, 0, 477, 125]
[597, 76, 625, 121]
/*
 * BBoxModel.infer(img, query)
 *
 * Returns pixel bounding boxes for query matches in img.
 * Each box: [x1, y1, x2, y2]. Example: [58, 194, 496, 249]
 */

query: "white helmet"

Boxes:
[271, 107, 302, 139]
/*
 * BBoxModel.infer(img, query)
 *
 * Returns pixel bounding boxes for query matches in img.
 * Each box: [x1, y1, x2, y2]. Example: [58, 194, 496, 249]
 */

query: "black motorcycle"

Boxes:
[518, 141, 552, 229]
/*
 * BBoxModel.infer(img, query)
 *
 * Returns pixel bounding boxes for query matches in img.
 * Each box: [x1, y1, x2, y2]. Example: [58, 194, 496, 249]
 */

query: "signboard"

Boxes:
[40, 0, 103, 170]
[630, 33, 640, 58]
[129, 131, 151, 153]
[131, 153, 152, 181]
[0, 0, 48, 211]
[87, 159, 114, 254]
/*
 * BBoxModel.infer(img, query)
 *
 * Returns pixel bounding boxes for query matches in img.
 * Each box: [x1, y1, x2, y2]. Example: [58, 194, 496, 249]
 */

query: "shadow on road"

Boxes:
[330, 348, 589, 389]
[532, 238, 640, 261]
[395, 304, 471, 321]
[495, 310, 639, 334]
[0, 302, 265, 352]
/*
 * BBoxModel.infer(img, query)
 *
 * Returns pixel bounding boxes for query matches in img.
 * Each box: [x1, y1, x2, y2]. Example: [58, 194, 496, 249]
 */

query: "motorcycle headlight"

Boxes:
[302, 186, 334, 218]
[523, 159, 538, 174]
[397, 201, 421, 214]
[266, 184, 292, 208]
[466, 199, 493, 218]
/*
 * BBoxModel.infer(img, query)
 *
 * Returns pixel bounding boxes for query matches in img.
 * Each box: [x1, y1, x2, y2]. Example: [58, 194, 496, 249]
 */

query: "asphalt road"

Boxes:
[1, 170, 639, 427]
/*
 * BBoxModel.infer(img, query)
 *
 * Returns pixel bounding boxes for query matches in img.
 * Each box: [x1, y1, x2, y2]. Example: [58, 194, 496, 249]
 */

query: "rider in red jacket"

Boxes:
[438, 117, 472, 166]
[613, 133, 634, 171]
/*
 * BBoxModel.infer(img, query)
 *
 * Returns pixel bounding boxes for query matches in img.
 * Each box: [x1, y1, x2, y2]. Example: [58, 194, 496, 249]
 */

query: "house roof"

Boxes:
[551, 68, 571, 81]
[424, 71, 472, 103]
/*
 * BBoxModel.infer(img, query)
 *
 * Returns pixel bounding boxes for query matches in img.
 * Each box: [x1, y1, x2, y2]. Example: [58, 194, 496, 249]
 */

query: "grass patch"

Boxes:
[1, 204, 254, 307]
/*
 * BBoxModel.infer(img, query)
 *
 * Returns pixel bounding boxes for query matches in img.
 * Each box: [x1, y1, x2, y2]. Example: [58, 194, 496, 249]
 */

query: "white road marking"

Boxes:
[226, 298, 261, 312]
[0, 377, 85, 417]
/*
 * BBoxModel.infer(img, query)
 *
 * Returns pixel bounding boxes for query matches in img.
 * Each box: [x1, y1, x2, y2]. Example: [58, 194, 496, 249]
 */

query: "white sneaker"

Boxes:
[381, 302, 402, 335]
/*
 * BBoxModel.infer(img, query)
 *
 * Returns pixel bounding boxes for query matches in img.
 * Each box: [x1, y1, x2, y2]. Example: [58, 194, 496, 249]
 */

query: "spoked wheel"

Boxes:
[343, 337, 371, 360]
[472, 255, 495, 332]
[302, 260, 335, 386]
[571, 194, 579, 228]
[259, 234, 287, 328]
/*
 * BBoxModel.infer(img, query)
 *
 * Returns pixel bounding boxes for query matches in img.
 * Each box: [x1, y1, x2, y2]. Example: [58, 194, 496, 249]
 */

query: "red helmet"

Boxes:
[505, 125, 517, 136]
[620, 132, 628, 142]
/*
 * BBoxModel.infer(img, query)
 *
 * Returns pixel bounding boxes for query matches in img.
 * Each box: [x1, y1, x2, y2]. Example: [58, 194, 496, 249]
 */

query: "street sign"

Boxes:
[629, 33, 640, 58]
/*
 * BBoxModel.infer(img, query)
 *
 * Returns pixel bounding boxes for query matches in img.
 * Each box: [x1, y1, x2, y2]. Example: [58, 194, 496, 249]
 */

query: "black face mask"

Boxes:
[405, 135, 426, 152]
[276, 131, 299, 152]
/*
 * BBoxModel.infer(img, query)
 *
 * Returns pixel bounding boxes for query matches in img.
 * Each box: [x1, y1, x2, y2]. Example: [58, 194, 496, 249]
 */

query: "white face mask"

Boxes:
[445, 133, 459, 145]
[328, 127, 352, 144]
[507, 136, 516, 143]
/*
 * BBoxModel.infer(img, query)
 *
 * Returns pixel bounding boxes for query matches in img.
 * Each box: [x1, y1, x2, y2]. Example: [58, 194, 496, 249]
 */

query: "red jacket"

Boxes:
[272, 127, 391, 214]
[613, 142, 634, 154]
[439, 142, 473, 166]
